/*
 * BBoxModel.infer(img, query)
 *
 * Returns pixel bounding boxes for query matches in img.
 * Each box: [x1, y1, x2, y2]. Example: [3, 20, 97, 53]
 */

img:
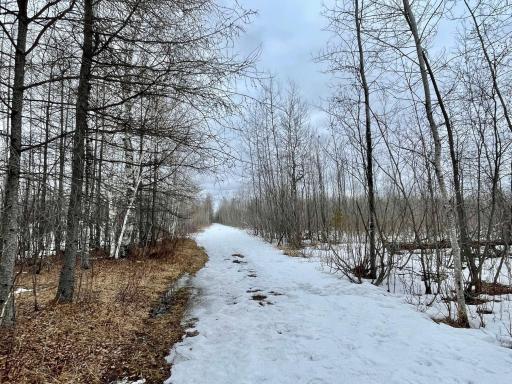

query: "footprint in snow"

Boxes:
[251, 293, 267, 301]
[251, 293, 274, 306]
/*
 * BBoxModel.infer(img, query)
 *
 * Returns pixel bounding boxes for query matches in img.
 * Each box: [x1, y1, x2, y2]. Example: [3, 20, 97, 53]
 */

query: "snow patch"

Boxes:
[111, 379, 146, 384]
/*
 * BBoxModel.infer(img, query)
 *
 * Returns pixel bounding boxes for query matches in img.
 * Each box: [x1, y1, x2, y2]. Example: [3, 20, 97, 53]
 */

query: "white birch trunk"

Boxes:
[402, 0, 469, 325]
[114, 173, 142, 260]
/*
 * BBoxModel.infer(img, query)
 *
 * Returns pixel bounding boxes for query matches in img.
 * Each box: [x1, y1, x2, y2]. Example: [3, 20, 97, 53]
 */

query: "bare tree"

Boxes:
[401, 0, 468, 326]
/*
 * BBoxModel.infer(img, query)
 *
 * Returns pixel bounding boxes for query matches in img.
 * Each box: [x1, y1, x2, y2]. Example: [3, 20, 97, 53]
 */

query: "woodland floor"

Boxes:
[0, 238, 207, 384]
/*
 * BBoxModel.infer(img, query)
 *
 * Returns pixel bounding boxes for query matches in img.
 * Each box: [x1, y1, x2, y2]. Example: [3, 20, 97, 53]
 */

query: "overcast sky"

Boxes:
[200, 0, 331, 201]
[238, 0, 331, 104]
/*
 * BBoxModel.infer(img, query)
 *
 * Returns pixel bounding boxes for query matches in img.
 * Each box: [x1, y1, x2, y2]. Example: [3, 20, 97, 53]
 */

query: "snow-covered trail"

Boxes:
[167, 224, 512, 384]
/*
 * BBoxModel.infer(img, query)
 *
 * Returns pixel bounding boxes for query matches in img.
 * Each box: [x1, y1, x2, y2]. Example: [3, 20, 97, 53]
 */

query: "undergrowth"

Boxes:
[0, 238, 207, 384]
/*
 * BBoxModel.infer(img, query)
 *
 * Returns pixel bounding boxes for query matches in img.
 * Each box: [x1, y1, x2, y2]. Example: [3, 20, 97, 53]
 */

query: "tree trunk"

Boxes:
[56, 0, 94, 302]
[113, 174, 141, 259]
[402, 0, 469, 326]
[35, 77, 52, 273]
[355, 0, 377, 279]
[54, 79, 68, 254]
[0, 0, 28, 327]
[422, 52, 475, 289]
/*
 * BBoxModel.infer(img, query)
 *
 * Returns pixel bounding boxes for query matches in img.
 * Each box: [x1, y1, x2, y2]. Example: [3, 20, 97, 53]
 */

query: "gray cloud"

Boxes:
[238, 0, 331, 104]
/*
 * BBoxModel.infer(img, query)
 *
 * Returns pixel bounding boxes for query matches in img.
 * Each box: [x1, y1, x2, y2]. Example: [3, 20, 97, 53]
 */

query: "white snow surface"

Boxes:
[167, 224, 512, 384]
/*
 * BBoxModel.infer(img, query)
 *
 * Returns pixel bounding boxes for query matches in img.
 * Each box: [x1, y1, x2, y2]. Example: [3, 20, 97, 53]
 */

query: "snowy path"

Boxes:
[167, 224, 512, 384]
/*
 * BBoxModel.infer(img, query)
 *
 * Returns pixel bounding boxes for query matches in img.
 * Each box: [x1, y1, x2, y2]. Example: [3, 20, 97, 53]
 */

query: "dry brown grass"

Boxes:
[0, 238, 207, 384]
[480, 281, 512, 296]
[280, 246, 304, 258]
[433, 316, 472, 329]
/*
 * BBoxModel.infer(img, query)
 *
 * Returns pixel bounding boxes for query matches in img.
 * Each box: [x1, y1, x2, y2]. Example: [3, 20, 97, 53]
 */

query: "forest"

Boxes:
[216, 0, 512, 330]
[0, 0, 248, 322]
[1, 0, 512, 383]
[0, 0, 246, 381]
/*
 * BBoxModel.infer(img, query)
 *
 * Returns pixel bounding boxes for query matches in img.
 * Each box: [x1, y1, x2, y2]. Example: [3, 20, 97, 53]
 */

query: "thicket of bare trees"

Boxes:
[217, 0, 512, 326]
[0, 0, 251, 326]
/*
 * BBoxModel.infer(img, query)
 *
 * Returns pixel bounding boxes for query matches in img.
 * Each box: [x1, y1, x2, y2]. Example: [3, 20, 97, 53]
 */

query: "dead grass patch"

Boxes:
[0, 238, 207, 384]
[480, 282, 512, 296]
[280, 246, 303, 258]
[433, 316, 471, 328]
